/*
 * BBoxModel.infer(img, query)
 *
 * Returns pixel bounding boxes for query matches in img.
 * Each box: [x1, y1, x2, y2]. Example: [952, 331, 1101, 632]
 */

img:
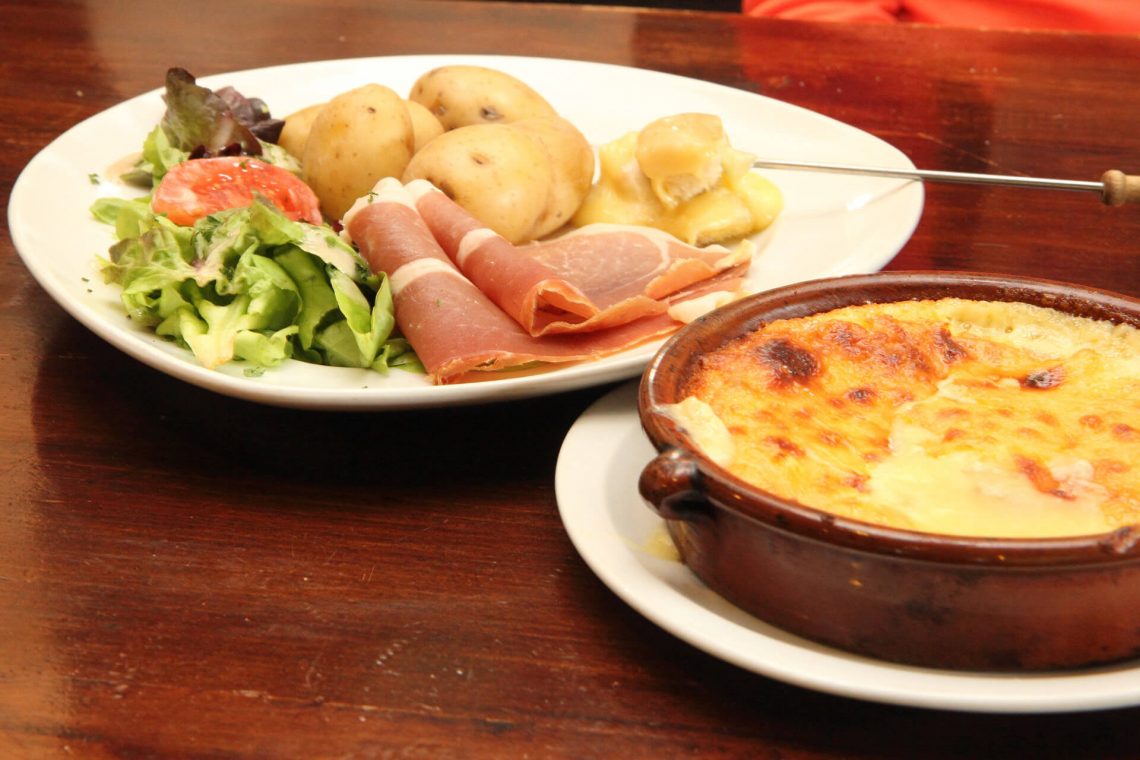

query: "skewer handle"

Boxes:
[1101, 170, 1140, 206]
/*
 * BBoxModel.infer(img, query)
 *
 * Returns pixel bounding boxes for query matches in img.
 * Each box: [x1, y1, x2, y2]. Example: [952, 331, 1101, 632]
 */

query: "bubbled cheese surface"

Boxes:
[671, 298, 1140, 538]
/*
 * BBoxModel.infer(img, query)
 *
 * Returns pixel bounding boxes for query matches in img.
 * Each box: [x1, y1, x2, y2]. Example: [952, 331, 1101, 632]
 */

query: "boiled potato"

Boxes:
[401, 122, 556, 244]
[284, 99, 442, 161]
[302, 83, 414, 220]
[278, 102, 326, 160]
[403, 99, 445, 152]
[408, 65, 557, 130]
[508, 116, 595, 235]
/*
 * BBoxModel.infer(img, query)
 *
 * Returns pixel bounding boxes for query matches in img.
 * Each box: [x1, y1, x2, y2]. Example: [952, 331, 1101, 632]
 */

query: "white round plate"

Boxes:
[555, 381, 1140, 713]
[9, 54, 922, 410]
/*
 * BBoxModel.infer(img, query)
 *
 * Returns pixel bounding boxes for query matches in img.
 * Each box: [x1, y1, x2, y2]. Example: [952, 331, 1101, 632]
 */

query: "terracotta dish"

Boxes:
[638, 271, 1140, 671]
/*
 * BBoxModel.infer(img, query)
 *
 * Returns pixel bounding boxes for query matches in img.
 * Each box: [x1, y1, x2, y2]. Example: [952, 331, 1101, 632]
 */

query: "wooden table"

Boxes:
[3, 1, 1139, 757]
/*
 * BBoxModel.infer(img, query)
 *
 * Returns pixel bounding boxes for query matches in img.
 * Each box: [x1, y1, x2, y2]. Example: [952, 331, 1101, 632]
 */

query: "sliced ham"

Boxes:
[406, 179, 752, 336]
[344, 178, 684, 384]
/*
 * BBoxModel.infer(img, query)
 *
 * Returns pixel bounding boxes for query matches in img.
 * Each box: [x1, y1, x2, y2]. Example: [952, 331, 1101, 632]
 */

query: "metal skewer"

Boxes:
[752, 160, 1140, 206]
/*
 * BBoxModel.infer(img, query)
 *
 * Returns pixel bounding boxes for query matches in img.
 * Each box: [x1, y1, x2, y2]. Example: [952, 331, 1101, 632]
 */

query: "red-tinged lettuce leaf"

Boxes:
[160, 67, 264, 157]
[214, 86, 284, 143]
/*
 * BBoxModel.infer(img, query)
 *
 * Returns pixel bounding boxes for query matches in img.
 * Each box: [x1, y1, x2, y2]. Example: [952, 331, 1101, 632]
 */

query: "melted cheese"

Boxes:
[675, 298, 1140, 538]
[571, 113, 783, 246]
[661, 396, 736, 467]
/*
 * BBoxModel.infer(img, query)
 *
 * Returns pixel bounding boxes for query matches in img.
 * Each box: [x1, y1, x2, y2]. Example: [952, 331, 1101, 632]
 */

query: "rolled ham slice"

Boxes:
[344, 178, 684, 384]
[406, 179, 752, 336]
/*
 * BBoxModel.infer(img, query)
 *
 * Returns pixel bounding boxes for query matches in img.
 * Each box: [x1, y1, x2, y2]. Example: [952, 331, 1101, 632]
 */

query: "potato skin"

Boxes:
[408, 65, 557, 130]
[401, 123, 556, 244]
[284, 99, 441, 162]
[302, 83, 414, 220]
[403, 99, 445, 153]
[509, 116, 595, 237]
[277, 102, 326, 160]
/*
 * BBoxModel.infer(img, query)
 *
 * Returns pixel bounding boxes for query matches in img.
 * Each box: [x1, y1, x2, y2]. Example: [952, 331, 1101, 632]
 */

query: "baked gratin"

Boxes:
[666, 298, 1140, 538]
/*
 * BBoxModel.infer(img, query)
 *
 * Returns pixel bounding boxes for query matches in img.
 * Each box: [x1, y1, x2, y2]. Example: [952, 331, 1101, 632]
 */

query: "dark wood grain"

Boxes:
[3, 1, 1140, 757]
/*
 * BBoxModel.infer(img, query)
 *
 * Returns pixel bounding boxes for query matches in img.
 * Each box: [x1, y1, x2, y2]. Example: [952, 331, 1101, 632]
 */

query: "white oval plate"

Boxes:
[555, 381, 1140, 713]
[9, 55, 922, 410]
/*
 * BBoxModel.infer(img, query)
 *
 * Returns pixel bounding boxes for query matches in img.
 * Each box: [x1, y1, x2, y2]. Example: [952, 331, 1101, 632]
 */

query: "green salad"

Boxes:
[91, 67, 419, 377]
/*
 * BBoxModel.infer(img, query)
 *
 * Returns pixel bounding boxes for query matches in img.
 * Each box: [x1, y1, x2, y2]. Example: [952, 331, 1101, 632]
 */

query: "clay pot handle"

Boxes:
[639, 448, 713, 521]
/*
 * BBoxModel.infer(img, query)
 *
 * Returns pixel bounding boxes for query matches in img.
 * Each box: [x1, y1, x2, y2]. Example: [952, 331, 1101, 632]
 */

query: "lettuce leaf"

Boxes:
[94, 198, 417, 375]
[161, 67, 263, 158]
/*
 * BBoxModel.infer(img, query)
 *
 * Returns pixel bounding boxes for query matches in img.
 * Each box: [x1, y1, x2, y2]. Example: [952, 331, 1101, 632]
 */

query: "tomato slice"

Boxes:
[152, 156, 323, 226]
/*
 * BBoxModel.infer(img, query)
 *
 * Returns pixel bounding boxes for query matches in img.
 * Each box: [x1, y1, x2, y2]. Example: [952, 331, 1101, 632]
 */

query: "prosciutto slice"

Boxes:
[344, 178, 683, 384]
[406, 179, 752, 336]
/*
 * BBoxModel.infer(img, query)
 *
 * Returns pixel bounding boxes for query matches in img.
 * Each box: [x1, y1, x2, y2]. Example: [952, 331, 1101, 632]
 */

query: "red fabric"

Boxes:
[742, 0, 1140, 33]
